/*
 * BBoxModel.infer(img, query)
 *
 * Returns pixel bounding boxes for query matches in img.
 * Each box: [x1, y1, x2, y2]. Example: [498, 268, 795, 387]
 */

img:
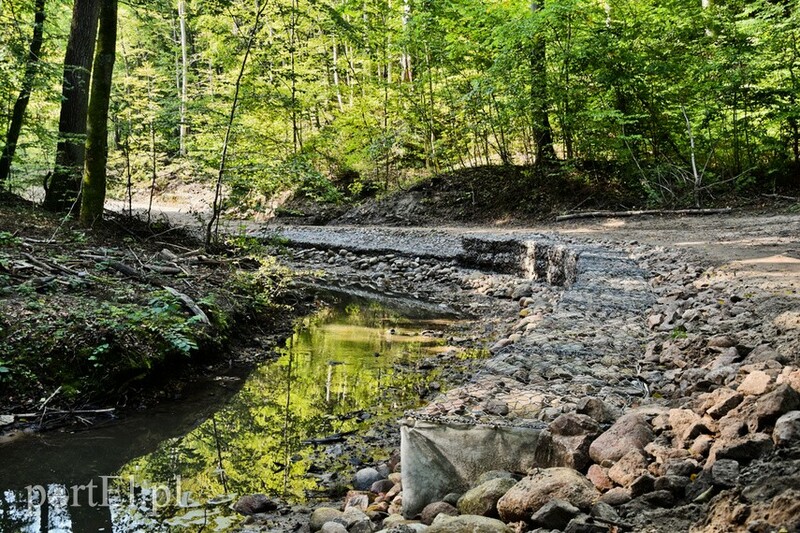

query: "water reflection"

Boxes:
[113, 297, 448, 530]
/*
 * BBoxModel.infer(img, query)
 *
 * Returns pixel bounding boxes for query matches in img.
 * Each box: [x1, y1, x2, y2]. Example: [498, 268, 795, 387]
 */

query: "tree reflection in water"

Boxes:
[115, 297, 451, 529]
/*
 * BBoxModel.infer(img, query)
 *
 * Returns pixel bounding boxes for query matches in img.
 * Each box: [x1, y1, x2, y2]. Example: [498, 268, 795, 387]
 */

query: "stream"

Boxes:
[0, 293, 453, 532]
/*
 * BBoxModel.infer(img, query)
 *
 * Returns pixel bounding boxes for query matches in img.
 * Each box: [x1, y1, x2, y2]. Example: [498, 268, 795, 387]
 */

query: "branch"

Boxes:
[555, 207, 733, 222]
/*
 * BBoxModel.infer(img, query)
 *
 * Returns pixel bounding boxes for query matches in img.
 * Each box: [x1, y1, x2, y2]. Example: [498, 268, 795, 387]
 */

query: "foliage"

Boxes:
[1, 0, 799, 210]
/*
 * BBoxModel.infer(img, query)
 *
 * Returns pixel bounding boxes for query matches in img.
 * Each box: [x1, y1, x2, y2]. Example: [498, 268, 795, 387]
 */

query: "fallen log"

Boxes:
[555, 207, 733, 222]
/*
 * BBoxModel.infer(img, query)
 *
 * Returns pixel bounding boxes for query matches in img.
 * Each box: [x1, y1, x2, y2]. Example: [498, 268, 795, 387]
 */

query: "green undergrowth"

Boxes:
[0, 200, 298, 411]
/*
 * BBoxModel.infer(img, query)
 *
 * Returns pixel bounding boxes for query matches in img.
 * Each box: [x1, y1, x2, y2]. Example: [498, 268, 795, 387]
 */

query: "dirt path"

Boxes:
[261, 211, 800, 291]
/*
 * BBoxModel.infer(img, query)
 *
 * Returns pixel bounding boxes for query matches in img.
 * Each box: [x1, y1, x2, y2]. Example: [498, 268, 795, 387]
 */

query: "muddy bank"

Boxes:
[0, 200, 301, 437]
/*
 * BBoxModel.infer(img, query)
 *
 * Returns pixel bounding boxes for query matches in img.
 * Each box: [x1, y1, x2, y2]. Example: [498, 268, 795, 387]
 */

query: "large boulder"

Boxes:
[427, 514, 512, 533]
[589, 413, 654, 465]
[457, 477, 517, 517]
[497, 467, 599, 522]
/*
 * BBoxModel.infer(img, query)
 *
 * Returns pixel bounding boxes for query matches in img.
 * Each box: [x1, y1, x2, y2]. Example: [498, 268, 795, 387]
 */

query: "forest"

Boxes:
[1, 0, 799, 223]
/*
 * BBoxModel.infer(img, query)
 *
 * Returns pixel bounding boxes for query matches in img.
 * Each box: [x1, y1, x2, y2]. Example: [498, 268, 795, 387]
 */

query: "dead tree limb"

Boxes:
[555, 207, 733, 222]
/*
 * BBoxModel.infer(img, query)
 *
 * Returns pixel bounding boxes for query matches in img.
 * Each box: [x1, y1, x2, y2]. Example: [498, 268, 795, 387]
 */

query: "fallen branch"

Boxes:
[106, 260, 146, 280]
[163, 286, 211, 324]
[13, 408, 115, 419]
[555, 207, 732, 222]
[145, 264, 183, 274]
[762, 193, 798, 202]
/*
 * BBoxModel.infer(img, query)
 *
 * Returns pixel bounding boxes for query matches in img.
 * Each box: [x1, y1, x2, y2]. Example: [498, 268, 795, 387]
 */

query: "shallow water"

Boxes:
[0, 294, 451, 532]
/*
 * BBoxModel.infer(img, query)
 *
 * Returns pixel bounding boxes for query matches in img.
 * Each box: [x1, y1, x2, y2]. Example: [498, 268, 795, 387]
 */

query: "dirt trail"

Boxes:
[261, 211, 800, 289]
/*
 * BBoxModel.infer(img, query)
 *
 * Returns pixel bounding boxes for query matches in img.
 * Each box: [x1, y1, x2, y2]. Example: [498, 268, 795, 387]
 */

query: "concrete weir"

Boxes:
[402, 236, 654, 517]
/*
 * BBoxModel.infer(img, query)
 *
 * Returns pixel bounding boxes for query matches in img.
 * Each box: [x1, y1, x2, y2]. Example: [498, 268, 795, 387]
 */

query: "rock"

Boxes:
[711, 459, 739, 487]
[690, 434, 715, 457]
[550, 413, 602, 472]
[420, 502, 458, 525]
[607, 450, 648, 487]
[708, 335, 736, 348]
[355, 468, 384, 491]
[685, 470, 714, 502]
[737, 371, 772, 395]
[483, 399, 509, 416]
[632, 490, 674, 508]
[564, 515, 608, 533]
[442, 493, 461, 507]
[497, 468, 599, 522]
[320, 523, 349, 533]
[345, 491, 372, 511]
[744, 344, 787, 365]
[703, 389, 744, 419]
[754, 384, 800, 424]
[590, 501, 621, 524]
[343, 507, 372, 526]
[350, 521, 377, 533]
[530, 499, 580, 530]
[549, 413, 601, 436]
[427, 514, 512, 533]
[474, 471, 515, 486]
[668, 409, 709, 447]
[647, 314, 663, 329]
[773, 410, 800, 447]
[553, 433, 596, 472]
[457, 477, 517, 517]
[654, 475, 690, 495]
[577, 397, 616, 424]
[382, 515, 416, 528]
[664, 458, 700, 477]
[599, 487, 631, 506]
[371, 479, 396, 494]
[711, 433, 773, 464]
[629, 474, 656, 498]
[589, 414, 654, 465]
[489, 339, 513, 354]
[586, 465, 613, 491]
[233, 494, 278, 515]
[777, 367, 800, 393]
[311, 508, 345, 532]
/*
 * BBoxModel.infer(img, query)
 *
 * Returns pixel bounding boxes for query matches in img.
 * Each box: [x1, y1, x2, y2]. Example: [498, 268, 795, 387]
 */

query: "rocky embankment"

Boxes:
[244, 223, 800, 533]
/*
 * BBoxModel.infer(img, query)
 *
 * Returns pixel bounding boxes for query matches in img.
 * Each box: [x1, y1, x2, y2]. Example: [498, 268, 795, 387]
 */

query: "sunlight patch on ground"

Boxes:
[601, 219, 627, 228]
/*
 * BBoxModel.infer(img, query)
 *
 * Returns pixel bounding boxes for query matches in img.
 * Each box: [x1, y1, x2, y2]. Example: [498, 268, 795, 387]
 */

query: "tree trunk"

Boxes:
[178, 0, 189, 156]
[80, 0, 118, 226]
[530, 1, 557, 165]
[44, 0, 100, 211]
[206, 2, 267, 246]
[0, 0, 46, 184]
[332, 40, 344, 112]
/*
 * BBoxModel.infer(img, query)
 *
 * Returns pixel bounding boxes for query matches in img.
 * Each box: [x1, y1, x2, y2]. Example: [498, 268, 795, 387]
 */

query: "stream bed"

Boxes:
[0, 293, 453, 532]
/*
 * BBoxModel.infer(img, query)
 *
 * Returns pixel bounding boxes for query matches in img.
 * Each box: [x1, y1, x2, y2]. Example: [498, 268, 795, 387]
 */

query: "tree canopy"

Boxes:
[0, 0, 798, 216]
